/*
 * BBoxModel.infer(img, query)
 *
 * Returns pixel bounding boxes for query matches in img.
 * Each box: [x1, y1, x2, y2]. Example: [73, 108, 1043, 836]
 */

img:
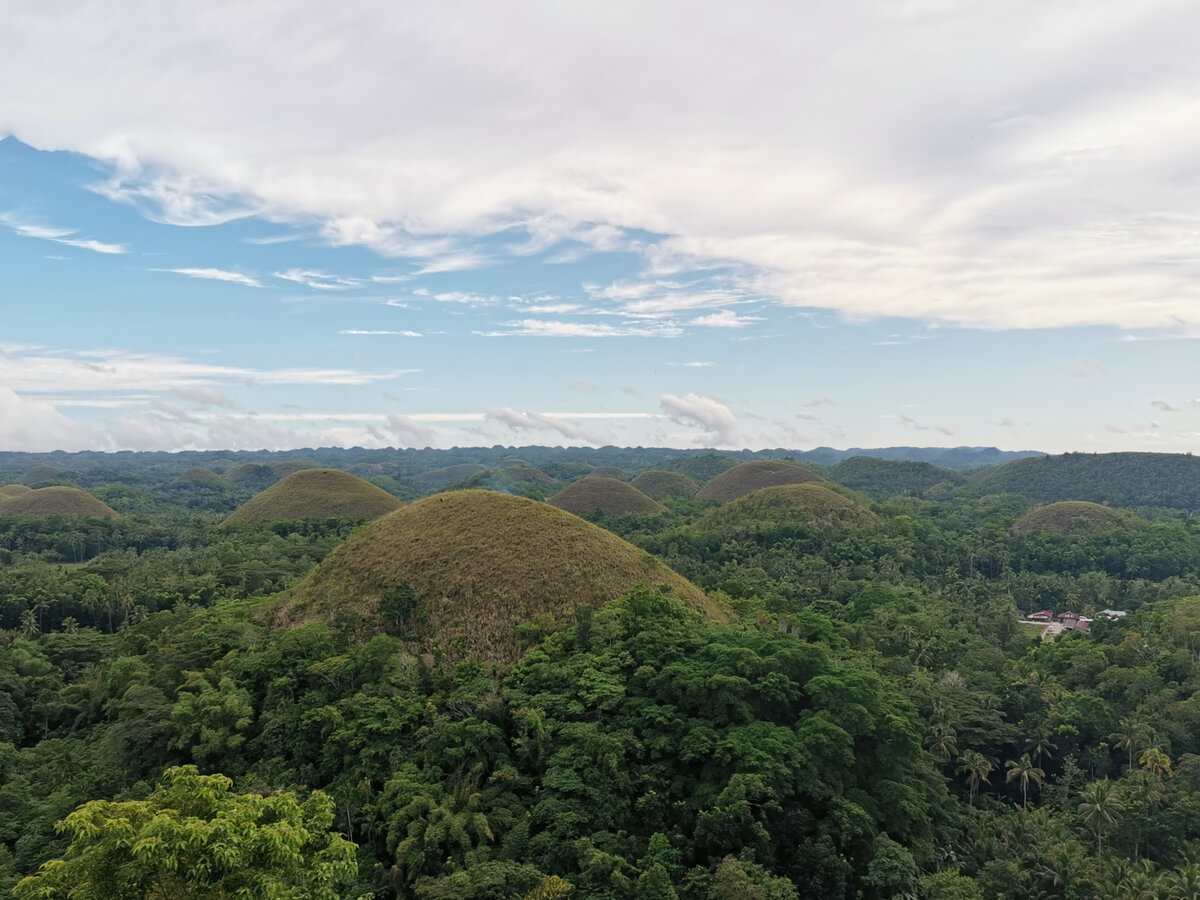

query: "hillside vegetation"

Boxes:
[829, 456, 962, 499]
[0, 485, 33, 499]
[1011, 500, 1123, 535]
[701, 483, 879, 532]
[696, 459, 822, 502]
[173, 467, 230, 487]
[970, 451, 1200, 509]
[276, 490, 719, 663]
[222, 469, 403, 524]
[548, 476, 666, 516]
[0, 486, 118, 518]
[411, 463, 489, 486]
[630, 469, 701, 498]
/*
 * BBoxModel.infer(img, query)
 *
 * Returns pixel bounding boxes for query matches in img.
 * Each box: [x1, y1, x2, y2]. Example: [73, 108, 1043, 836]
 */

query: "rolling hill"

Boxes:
[0, 486, 118, 518]
[1011, 501, 1123, 536]
[223, 469, 403, 523]
[0, 485, 33, 500]
[969, 452, 1200, 510]
[700, 483, 878, 532]
[696, 460, 823, 502]
[630, 470, 701, 499]
[274, 490, 720, 663]
[828, 456, 963, 500]
[548, 477, 666, 516]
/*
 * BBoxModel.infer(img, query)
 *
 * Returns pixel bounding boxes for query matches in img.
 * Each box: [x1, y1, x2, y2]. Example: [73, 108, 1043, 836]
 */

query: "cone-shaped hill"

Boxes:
[223, 469, 403, 524]
[0, 486, 117, 518]
[1012, 501, 1123, 536]
[549, 477, 666, 516]
[0, 485, 33, 500]
[631, 470, 700, 499]
[696, 460, 822, 502]
[275, 490, 722, 664]
[701, 483, 878, 532]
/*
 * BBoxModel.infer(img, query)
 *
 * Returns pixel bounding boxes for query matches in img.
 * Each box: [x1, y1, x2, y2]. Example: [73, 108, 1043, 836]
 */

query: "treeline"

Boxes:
[4, 481, 1200, 896]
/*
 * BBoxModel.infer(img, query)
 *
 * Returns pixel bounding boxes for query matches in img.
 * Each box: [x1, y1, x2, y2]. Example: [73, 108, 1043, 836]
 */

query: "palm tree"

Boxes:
[924, 725, 958, 763]
[1165, 863, 1200, 900]
[1027, 735, 1058, 765]
[1006, 753, 1046, 809]
[1109, 715, 1152, 772]
[1077, 779, 1122, 858]
[957, 750, 993, 807]
[1138, 747, 1173, 781]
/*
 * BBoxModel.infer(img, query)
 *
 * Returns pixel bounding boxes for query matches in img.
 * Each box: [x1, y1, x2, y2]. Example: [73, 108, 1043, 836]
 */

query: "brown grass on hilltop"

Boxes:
[0, 485, 34, 500]
[700, 483, 878, 532]
[273, 490, 723, 664]
[0, 486, 118, 518]
[223, 469, 403, 524]
[549, 477, 666, 516]
[630, 470, 701, 499]
[695, 460, 822, 502]
[1012, 501, 1122, 536]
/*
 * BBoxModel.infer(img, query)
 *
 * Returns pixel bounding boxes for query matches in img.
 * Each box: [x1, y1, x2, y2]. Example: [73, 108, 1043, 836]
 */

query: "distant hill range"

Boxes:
[967, 452, 1200, 511]
[12, 446, 1200, 510]
[799, 445, 1044, 469]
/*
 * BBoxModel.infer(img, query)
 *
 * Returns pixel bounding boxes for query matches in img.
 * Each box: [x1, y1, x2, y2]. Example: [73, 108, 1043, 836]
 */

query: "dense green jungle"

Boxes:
[3, 447, 1200, 899]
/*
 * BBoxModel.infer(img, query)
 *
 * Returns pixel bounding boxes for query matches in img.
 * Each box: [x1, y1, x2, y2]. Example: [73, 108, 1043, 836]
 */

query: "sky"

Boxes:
[2, 0, 1200, 454]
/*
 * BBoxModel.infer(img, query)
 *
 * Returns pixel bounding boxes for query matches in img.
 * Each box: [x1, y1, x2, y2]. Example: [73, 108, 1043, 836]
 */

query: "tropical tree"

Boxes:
[957, 750, 993, 807]
[1139, 747, 1173, 781]
[12, 765, 357, 899]
[1077, 779, 1122, 859]
[1005, 754, 1045, 809]
[1109, 715, 1153, 772]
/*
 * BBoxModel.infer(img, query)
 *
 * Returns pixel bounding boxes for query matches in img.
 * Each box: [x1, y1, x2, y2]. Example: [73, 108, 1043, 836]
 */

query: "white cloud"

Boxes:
[668, 361, 714, 368]
[483, 407, 607, 444]
[385, 414, 437, 447]
[158, 267, 261, 287]
[340, 329, 423, 336]
[0, 344, 415, 393]
[689, 310, 762, 328]
[0, 387, 96, 451]
[1, 213, 125, 254]
[479, 319, 682, 338]
[659, 393, 740, 446]
[5, 4, 1200, 329]
[275, 268, 363, 290]
[171, 385, 236, 407]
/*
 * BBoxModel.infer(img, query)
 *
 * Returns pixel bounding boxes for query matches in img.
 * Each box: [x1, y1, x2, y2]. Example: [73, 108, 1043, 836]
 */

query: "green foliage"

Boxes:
[12, 766, 356, 899]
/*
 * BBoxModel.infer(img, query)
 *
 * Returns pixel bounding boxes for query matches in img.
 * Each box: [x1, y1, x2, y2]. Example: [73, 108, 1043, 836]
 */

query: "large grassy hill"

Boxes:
[223, 469, 403, 524]
[696, 460, 822, 502]
[969, 452, 1200, 510]
[700, 483, 879, 532]
[274, 490, 720, 664]
[1011, 501, 1124, 536]
[829, 456, 962, 500]
[630, 470, 701, 499]
[549, 477, 666, 516]
[0, 485, 33, 500]
[0, 486, 118, 518]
